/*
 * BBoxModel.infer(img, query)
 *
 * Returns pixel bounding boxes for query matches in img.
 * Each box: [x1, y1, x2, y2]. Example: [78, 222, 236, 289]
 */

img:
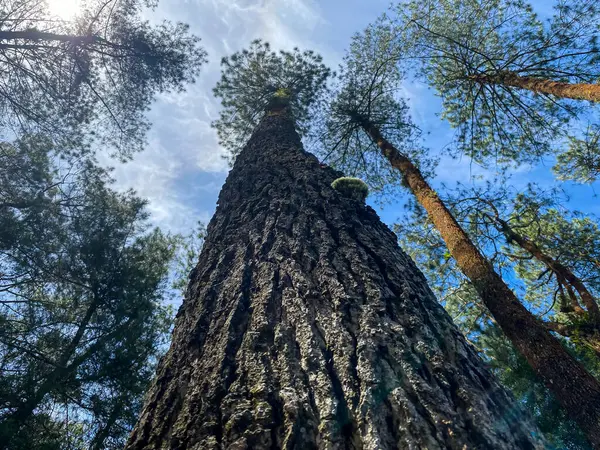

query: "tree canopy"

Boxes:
[0, 0, 206, 159]
[395, 180, 600, 448]
[391, 0, 600, 180]
[212, 39, 332, 161]
[314, 11, 600, 446]
[0, 137, 177, 448]
[2, 0, 600, 447]
[314, 23, 433, 196]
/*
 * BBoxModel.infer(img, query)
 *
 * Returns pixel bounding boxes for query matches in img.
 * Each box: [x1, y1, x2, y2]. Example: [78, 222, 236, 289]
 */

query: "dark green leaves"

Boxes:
[0, 0, 206, 159]
[0, 137, 175, 448]
[212, 39, 331, 160]
[555, 124, 600, 183]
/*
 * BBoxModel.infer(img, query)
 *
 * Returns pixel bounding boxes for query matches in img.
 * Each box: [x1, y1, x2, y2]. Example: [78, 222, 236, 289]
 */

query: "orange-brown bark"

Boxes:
[472, 71, 600, 102]
[359, 119, 600, 448]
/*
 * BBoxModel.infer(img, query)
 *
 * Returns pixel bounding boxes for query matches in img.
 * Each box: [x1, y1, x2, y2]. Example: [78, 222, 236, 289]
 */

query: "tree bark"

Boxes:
[358, 119, 600, 448]
[471, 71, 600, 102]
[126, 108, 545, 449]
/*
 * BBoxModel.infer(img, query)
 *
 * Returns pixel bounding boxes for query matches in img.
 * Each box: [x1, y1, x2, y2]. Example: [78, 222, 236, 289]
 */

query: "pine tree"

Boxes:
[317, 26, 600, 447]
[0, 0, 206, 159]
[126, 43, 545, 449]
[425, 182, 600, 351]
[396, 185, 600, 448]
[0, 137, 176, 448]
[392, 0, 600, 181]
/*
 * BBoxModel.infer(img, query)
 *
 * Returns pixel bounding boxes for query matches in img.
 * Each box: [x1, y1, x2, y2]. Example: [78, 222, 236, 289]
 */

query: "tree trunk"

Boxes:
[90, 396, 126, 450]
[126, 108, 545, 449]
[358, 119, 600, 448]
[471, 71, 600, 102]
[0, 30, 98, 45]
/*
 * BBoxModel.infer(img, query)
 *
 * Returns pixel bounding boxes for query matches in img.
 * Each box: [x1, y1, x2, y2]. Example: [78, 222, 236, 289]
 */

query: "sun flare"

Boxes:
[47, 0, 81, 19]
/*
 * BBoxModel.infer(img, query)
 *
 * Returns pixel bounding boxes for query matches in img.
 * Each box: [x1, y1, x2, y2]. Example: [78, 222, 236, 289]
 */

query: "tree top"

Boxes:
[212, 39, 332, 161]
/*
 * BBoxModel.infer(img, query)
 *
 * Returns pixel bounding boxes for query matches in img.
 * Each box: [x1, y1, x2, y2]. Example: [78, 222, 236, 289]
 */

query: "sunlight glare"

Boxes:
[47, 0, 82, 19]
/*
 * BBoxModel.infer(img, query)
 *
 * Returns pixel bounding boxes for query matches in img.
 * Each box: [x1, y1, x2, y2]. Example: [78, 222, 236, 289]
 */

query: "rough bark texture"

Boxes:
[472, 71, 600, 102]
[126, 109, 545, 449]
[359, 119, 600, 448]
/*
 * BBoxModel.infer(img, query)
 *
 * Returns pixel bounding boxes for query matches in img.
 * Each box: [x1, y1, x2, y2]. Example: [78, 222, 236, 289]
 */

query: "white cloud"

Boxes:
[111, 0, 424, 239]
[99, 135, 191, 232]
[102, 0, 332, 235]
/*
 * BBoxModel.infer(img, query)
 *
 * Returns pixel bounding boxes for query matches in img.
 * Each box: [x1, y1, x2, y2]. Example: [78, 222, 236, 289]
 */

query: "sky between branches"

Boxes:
[102, 0, 600, 309]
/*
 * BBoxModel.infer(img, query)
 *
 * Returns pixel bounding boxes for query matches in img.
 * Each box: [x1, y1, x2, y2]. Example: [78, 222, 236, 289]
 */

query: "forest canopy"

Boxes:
[2, 0, 600, 448]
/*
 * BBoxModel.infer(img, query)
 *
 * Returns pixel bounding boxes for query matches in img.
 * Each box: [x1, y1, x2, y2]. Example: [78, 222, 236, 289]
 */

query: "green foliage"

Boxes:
[481, 327, 592, 449]
[554, 124, 600, 183]
[393, 0, 600, 170]
[212, 39, 332, 160]
[331, 177, 369, 202]
[318, 4, 600, 442]
[171, 221, 206, 294]
[1, 412, 87, 450]
[0, 136, 176, 448]
[396, 180, 600, 448]
[0, 0, 206, 159]
[454, 183, 600, 319]
[313, 24, 435, 198]
[396, 200, 593, 449]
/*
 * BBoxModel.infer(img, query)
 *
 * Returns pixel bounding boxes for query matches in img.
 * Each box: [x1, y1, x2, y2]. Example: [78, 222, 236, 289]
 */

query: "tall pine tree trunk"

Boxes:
[471, 71, 600, 102]
[126, 108, 544, 449]
[358, 118, 600, 448]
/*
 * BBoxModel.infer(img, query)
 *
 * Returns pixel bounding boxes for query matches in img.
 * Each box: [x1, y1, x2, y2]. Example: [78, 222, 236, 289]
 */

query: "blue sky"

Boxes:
[106, 0, 390, 234]
[103, 0, 599, 301]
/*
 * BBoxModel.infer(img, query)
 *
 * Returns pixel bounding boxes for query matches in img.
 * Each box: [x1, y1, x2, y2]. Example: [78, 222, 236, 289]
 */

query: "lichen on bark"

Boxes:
[126, 109, 545, 449]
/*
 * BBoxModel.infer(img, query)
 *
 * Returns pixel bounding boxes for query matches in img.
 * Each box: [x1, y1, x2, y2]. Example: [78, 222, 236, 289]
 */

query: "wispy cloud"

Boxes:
[105, 0, 403, 235]
[104, 0, 331, 233]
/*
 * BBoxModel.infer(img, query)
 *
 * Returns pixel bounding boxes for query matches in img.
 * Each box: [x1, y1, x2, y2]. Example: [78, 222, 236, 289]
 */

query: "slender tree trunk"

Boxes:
[126, 107, 545, 449]
[0, 31, 126, 53]
[0, 30, 98, 45]
[90, 397, 126, 450]
[358, 119, 600, 448]
[471, 71, 600, 102]
[487, 209, 600, 353]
